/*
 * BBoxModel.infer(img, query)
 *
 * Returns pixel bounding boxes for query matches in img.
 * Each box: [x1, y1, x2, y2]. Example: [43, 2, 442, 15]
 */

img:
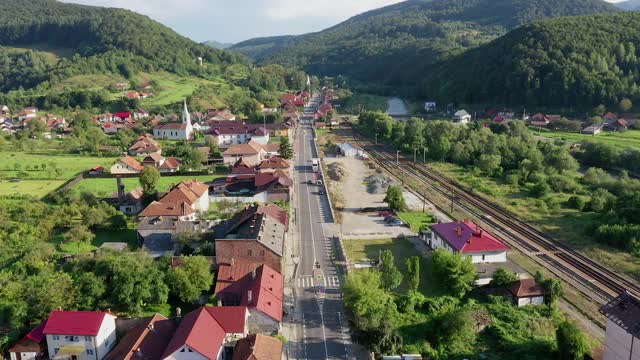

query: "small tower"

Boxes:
[182, 99, 193, 139]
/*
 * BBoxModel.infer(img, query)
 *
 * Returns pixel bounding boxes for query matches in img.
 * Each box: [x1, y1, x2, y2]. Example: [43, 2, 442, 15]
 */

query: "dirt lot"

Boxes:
[324, 154, 418, 239]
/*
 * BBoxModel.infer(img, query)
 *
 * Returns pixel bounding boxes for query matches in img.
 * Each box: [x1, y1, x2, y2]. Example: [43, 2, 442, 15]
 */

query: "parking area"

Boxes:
[324, 154, 418, 239]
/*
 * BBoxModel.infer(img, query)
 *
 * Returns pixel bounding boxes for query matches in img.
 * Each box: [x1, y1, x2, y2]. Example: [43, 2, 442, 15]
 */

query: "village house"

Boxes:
[137, 180, 210, 257]
[160, 306, 249, 360]
[428, 220, 510, 264]
[133, 108, 149, 120]
[452, 110, 471, 124]
[602, 112, 618, 123]
[43, 310, 117, 360]
[113, 178, 144, 215]
[604, 118, 629, 132]
[232, 334, 283, 360]
[128, 134, 161, 156]
[282, 111, 301, 124]
[214, 262, 284, 333]
[222, 141, 268, 166]
[528, 113, 550, 127]
[8, 321, 47, 360]
[508, 278, 546, 306]
[215, 204, 287, 273]
[111, 156, 145, 175]
[215, 162, 292, 203]
[207, 122, 269, 148]
[582, 124, 603, 135]
[207, 109, 237, 122]
[256, 157, 289, 174]
[142, 154, 181, 173]
[103, 314, 176, 360]
[600, 291, 640, 360]
[265, 123, 292, 138]
[18, 107, 38, 122]
[153, 101, 194, 140]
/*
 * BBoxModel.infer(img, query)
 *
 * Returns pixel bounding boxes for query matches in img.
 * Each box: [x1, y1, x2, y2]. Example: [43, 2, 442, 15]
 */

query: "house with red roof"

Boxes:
[128, 134, 161, 156]
[9, 321, 47, 360]
[161, 306, 248, 360]
[232, 334, 283, 360]
[104, 314, 176, 360]
[428, 220, 510, 264]
[111, 156, 145, 174]
[43, 310, 117, 360]
[214, 262, 284, 333]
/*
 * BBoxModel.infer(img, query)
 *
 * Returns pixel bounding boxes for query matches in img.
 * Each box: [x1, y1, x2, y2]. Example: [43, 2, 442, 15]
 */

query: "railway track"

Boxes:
[353, 134, 640, 305]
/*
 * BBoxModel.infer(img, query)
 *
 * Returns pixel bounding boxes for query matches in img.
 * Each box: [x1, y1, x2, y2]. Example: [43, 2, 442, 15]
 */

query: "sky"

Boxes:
[62, 0, 623, 44]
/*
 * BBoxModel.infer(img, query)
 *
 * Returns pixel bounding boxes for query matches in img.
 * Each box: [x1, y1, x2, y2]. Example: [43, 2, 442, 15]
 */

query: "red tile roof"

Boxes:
[205, 306, 247, 334]
[115, 112, 131, 119]
[8, 321, 47, 352]
[233, 334, 283, 360]
[430, 220, 510, 254]
[104, 314, 176, 360]
[223, 141, 264, 156]
[161, 308, 225, 360]
[139, 180, 207, 217]
[43, 311, 113, 336]
[155, 122, 187, 130]
[119, 156, 145, 172]
[509, 278, 545, 297]
[214, 263, 284, 322]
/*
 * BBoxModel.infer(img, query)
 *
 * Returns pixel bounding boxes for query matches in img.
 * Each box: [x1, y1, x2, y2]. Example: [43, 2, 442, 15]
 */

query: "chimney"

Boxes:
[147, 323, 154, 331]
[251, 268, 257, 280]
[176, 307, 182, 318]
[231, 258, 235, 266]
[117, 177, 125, 204]
[217, 299, 222, 306]
[247, 290, 253, 305]
[456, 226, 462, 237]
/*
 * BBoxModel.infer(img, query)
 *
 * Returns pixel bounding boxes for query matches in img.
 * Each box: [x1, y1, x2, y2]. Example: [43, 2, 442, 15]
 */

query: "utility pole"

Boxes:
[375, 133, 378, 145]
[414, 148, 417, 163]
[422, 189, 427, 213]
[423, 147, 427, 163]
[396, 150, 400, 166]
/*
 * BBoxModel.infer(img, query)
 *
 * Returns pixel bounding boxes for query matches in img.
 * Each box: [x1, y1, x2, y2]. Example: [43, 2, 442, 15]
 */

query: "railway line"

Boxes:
[352, 134, 640, 306]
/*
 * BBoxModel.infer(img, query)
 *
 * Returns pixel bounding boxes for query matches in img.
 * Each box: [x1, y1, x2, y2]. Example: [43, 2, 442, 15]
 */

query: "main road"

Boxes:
[289, 95, 353, 359]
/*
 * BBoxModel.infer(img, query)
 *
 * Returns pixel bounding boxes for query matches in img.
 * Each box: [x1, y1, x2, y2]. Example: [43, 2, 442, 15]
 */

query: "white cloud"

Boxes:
[262, 0, 403, 20]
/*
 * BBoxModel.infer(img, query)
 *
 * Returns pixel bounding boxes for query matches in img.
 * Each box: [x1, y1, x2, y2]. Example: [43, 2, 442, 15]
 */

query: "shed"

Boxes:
[337, 143, 360, 157]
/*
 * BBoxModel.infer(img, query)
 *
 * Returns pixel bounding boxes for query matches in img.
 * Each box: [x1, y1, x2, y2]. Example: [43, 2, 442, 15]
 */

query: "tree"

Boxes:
[116, 128, 136, 148]
[73, 272, 107, 310]
[432, 249, 476, 298]
[535, 271, 564, 305]
[490, 267, 518, 287]
[405, 256, 420, 292]
[279, 136, 293, 160]
[556, 320, 591, 360]
[65, 224, 95, 244]
[593, 104, 606, 116]
[477, 154, 502, 176]
[379, 250, 402, 290]
[168, 256, 214, 303]
[384, 185, 407, 212]
[619, 98, 633, 112]
[139, 166, 160, 195]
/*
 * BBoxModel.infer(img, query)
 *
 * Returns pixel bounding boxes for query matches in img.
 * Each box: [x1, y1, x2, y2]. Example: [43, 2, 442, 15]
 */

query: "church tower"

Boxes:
[182, 99, 193, 139]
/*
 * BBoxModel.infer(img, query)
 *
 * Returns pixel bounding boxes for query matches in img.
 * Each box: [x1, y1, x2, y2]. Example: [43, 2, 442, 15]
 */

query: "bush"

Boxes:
[529, 181, 551, 198]
[566, 196, 586, 211]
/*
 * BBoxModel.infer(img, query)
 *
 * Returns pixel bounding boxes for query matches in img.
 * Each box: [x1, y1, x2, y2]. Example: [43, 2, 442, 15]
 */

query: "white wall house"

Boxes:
[452, 110, 471, 124]
[601, 292, 640, 360]
[428, 221, 509, 264]
[110, 156, 144, 175]
[153, 100, 193, 140]
[43, 311, 117, 360]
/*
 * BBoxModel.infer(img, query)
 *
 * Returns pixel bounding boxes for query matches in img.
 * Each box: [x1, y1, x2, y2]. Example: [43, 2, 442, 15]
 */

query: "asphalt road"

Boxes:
[291, 96, 351, 360]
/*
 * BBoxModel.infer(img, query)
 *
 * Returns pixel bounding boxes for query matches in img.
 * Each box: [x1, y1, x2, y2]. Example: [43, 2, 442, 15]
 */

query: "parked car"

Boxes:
[390, 219, 404, 226]
[319, 188, 325, 195]
[378, 210, 395, 218]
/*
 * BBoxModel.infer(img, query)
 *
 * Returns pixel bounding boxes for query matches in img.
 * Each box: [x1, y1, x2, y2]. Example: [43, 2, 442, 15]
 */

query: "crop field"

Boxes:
[542, 129, 640, 149]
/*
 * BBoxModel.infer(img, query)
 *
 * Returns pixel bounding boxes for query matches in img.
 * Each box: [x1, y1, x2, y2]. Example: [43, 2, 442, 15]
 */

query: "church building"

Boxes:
[153, 100, 194, 140]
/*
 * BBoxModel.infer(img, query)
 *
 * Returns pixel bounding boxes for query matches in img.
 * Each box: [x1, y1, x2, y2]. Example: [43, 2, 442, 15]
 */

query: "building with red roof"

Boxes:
[43, 310, 117, 360]
[428, 220, 509, 263]
[104, 314, 176, 360]
[232, 334, 283, 360]
[160, 306, 248, 360]
[9, 321, 47, 360]
[214, 262, 284, 333]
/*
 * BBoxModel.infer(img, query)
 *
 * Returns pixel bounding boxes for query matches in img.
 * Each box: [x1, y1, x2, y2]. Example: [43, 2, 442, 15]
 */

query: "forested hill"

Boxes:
[250, 0, 618, 91]
[229, 35, 300, 60]
[0, 0, 245, 92]
[421, 12, 640, 108]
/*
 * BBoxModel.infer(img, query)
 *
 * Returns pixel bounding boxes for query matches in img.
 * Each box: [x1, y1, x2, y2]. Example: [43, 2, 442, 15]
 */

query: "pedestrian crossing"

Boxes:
[296, 275, 341, 288]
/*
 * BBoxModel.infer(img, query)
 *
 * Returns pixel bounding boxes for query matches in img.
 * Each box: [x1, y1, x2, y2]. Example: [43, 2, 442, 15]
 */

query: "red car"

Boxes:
[378, 211, 395, 218]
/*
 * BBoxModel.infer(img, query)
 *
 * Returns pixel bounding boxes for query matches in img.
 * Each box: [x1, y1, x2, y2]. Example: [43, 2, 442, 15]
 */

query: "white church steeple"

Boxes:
[182, 99, 191, 126]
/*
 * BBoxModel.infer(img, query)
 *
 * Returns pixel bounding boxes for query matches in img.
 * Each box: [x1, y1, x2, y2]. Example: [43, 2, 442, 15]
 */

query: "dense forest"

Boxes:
[421, 12, 640, 108]
[230, 35, 300, 60]
[244, 0, 618, 93]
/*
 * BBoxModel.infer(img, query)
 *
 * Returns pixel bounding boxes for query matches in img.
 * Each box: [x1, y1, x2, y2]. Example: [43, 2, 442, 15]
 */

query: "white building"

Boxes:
[153, 100, 194, 140]
[110, 156, 144, 175]
[452, 110, 471, 124]
[43, 310, 117, 360]
[601, 291, 640, 360]
[424, 101, 436, 112]
[428, 220, 509, 264]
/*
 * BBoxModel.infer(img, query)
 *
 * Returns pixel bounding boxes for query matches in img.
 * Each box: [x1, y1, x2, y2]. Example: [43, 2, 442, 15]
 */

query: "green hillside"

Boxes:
[252, 0, 618, 92]
[0, 0, 307, 114]
[229, 35, 299, 60]
[421, 12, 640, 108]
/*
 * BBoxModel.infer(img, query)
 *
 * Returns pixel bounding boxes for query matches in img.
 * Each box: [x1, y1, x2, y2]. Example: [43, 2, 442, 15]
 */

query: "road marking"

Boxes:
[295, 275, 340, 288]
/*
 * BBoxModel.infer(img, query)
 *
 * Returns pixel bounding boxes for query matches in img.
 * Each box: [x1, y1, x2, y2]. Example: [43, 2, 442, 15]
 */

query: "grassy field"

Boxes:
[0, 179, 66, 198]
[398, 211, 436, 232]
[0, 152, 119, 179]
[138, 72, 223, 108]
[430, 161, 640, 278]
[542, 129, 640, 149]
[53, 229, 137, 254]
[72, 175, 224, 197]
[345, 237, 444, 297]
[337, 93, 388, 114]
